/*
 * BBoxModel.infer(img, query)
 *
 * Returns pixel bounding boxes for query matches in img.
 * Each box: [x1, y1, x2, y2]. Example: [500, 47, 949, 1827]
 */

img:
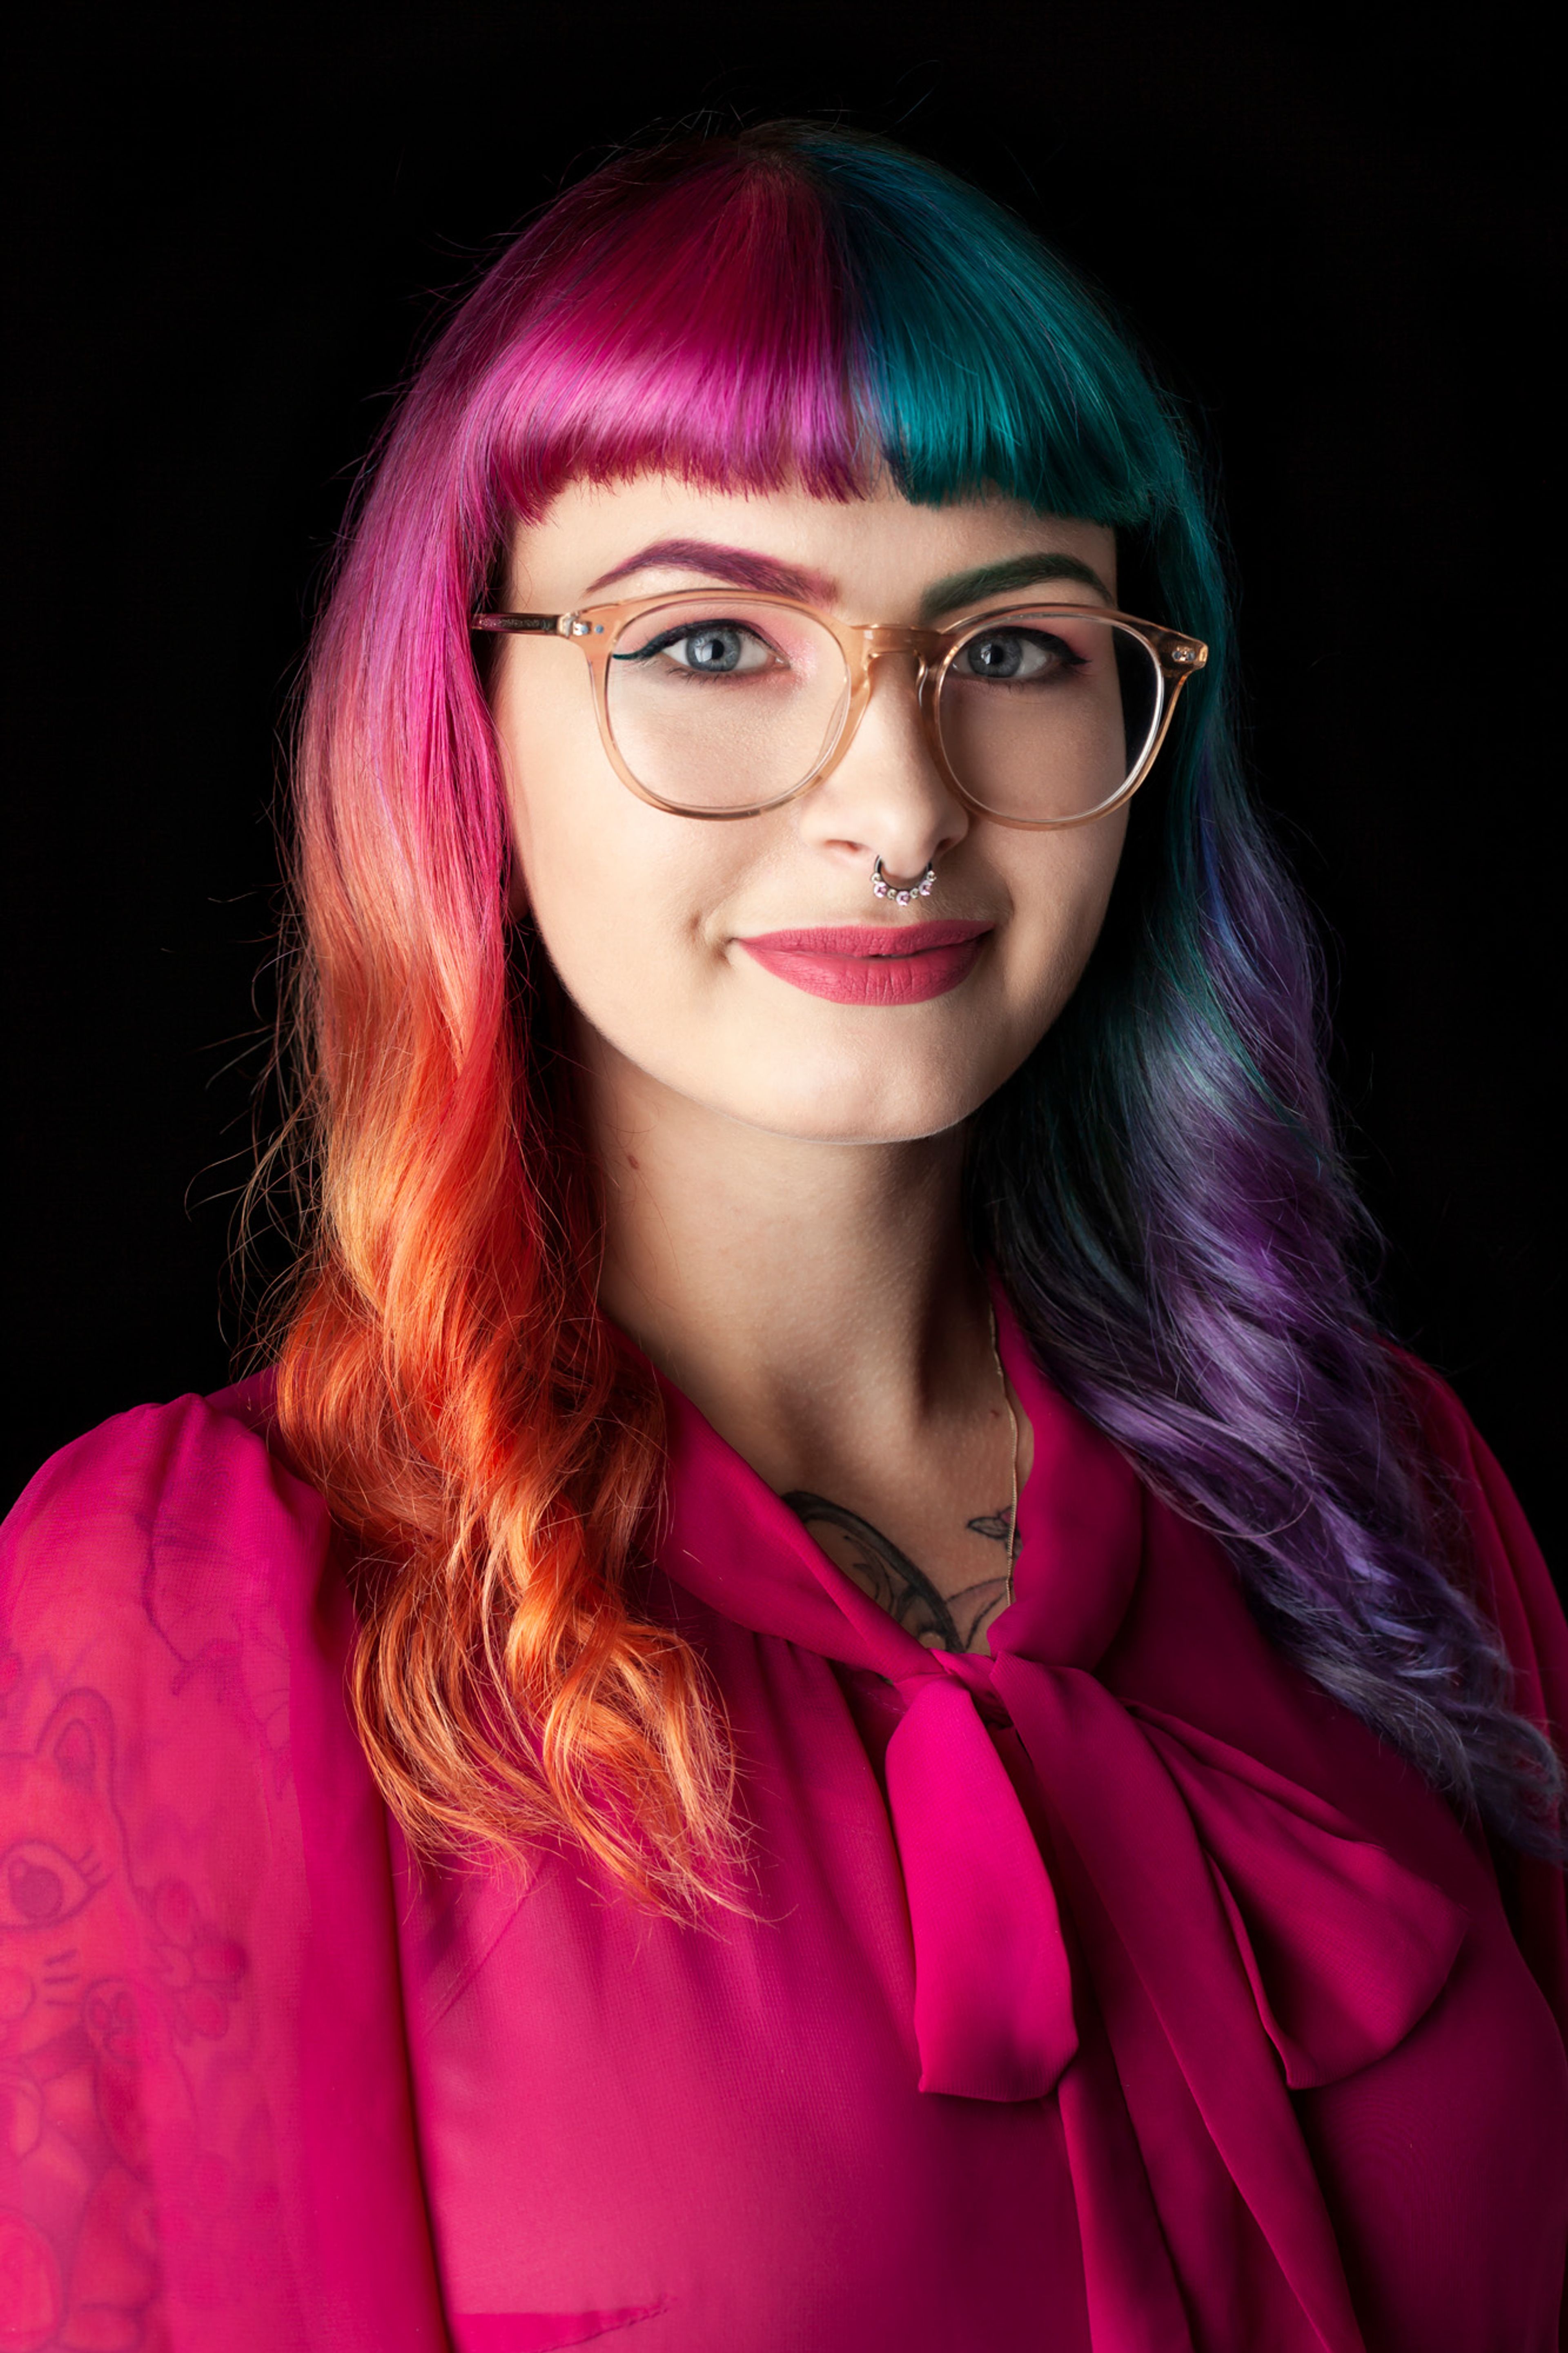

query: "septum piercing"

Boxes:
[871, 857, 936, 905]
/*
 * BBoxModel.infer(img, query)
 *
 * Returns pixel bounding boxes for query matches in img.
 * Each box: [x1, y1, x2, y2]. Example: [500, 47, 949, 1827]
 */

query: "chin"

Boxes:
[722, 1059, 996, 1146]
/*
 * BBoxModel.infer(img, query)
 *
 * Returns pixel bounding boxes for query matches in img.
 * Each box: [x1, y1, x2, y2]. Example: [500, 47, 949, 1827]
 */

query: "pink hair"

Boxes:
[271, 134, 885, 1917]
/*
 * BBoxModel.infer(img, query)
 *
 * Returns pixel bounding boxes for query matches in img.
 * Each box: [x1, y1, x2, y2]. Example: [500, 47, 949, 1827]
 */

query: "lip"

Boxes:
[737, 919, 993, 1006]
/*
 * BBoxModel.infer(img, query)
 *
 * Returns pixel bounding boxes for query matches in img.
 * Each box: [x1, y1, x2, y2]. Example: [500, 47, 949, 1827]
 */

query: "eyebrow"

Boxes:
[584, 538, 840, 604]
[579, 537, 1114, 620]
[918, 553, 1114, 622]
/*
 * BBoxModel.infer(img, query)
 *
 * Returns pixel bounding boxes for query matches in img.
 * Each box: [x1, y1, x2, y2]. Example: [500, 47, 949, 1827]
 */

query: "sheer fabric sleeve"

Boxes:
[0, 1389, 449, 2351]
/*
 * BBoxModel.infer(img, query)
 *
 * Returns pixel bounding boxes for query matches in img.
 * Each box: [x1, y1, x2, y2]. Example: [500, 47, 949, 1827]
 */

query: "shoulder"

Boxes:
[1393, 1347, 1519, 1497]
[0, 1391, 437, 2339]
[1389, 1351, 1565, 1720]
[1390, 1358, 1568, 2034]
[0, 1375, 338, 1698]
[0, 1376, 357, 1969]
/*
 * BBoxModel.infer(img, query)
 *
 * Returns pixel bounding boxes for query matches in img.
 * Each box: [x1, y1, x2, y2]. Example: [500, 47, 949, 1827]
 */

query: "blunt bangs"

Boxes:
[469, 128, 1189, 554]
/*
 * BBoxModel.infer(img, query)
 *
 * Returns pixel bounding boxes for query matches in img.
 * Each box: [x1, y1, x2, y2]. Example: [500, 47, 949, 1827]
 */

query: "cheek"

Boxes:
[495, 650, 613, 883]
[495, 653, 742, 1025]
[1000, 810, 1129, 1029]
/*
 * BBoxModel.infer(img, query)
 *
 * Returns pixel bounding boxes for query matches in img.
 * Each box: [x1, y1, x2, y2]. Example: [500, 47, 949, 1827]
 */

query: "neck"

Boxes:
[577, 1027, 998, 1492]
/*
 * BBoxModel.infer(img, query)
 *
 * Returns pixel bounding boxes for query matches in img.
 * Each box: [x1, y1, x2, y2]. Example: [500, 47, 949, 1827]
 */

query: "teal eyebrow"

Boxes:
[919, 553, 1114, 624]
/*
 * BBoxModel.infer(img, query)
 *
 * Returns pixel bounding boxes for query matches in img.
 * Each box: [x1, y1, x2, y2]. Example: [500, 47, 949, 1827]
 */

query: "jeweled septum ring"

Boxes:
[871, 858, 936, 905]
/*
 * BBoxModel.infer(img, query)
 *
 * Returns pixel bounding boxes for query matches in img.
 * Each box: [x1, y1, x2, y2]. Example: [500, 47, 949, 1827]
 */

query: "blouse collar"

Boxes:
[653, 1277, 1144, 1682]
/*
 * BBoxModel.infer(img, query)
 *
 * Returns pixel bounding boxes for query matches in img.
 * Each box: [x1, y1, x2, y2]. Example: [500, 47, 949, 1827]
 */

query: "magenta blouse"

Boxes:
[2, 1298, 1566, 2352]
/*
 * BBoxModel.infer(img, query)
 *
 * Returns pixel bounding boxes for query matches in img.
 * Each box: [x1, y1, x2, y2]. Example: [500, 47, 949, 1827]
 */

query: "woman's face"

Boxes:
[491, 474, 1127, 1144]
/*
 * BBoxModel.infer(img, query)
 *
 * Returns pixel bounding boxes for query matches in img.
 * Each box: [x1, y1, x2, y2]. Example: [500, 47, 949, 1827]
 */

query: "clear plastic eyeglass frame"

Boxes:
[471, 592, 1209, 826]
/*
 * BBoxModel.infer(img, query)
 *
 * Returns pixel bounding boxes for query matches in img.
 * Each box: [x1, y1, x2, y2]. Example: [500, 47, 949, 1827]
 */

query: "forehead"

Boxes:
[507, 473, 1118, 615]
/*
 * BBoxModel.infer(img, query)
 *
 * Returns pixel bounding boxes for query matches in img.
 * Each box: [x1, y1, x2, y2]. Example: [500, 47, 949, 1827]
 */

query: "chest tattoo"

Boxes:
[782, 1492, 1017, 1653]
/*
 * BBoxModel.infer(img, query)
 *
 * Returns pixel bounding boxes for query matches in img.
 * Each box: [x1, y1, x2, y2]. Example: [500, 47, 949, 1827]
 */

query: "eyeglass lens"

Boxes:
[604, 600, 1162, 821]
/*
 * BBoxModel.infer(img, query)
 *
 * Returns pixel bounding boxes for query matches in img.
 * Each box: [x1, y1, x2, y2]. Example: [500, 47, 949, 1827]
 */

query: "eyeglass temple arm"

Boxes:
[472, 612, 594, 638]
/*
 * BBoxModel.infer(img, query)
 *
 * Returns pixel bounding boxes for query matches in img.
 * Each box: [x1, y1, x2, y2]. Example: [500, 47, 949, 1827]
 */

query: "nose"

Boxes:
[794, 645, 969, 885]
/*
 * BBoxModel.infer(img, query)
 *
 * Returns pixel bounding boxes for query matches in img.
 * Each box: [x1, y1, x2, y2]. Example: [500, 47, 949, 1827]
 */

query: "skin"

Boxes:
[491, 473, 1128, 1654]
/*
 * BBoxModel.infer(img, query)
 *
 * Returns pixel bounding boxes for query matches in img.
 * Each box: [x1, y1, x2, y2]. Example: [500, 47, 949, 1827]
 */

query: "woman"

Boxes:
[1, 122, 1564, 2353]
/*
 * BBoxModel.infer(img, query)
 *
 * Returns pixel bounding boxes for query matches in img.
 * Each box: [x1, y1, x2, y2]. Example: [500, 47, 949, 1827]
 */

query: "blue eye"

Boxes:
[0, 1840, 98, 1929]
[615, 621, 779, 676]
[957, 629, 1077, 682]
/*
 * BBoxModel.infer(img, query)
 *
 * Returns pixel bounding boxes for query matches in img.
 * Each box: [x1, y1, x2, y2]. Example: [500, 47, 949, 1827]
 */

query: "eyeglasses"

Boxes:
[471, 592, 1207, 827]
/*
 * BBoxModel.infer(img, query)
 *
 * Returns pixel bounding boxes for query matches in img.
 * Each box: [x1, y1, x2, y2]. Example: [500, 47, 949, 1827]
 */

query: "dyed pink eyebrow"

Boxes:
[584, 538, 840, 605]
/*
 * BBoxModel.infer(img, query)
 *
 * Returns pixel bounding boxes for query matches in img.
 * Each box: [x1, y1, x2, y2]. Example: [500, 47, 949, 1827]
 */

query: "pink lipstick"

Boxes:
[737, 920, 992, 1006]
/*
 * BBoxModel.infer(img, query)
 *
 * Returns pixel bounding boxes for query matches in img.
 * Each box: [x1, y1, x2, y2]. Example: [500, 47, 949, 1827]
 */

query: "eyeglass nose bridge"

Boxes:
[855, 621, 946, 674]
[821, 622, 953, 791]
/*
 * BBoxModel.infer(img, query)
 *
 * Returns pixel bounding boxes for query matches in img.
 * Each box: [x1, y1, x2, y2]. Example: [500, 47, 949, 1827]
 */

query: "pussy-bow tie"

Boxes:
[654, 1320, 1468, 2353]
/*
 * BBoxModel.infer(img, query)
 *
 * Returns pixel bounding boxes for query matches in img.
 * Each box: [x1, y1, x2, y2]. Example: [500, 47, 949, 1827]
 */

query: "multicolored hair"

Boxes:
[269, 122, 1560, 1919]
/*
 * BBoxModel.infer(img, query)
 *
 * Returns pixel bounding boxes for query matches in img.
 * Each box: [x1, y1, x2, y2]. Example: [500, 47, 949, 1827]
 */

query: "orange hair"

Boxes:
[264, 127, 915, 1916]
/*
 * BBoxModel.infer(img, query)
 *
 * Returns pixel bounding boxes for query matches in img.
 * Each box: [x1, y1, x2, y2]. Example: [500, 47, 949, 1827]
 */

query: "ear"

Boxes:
[39, 1689, 116, 1796]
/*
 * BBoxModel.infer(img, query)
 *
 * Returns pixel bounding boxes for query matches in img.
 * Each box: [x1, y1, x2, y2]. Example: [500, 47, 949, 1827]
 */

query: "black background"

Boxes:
[4, 3, 1562, 1567]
